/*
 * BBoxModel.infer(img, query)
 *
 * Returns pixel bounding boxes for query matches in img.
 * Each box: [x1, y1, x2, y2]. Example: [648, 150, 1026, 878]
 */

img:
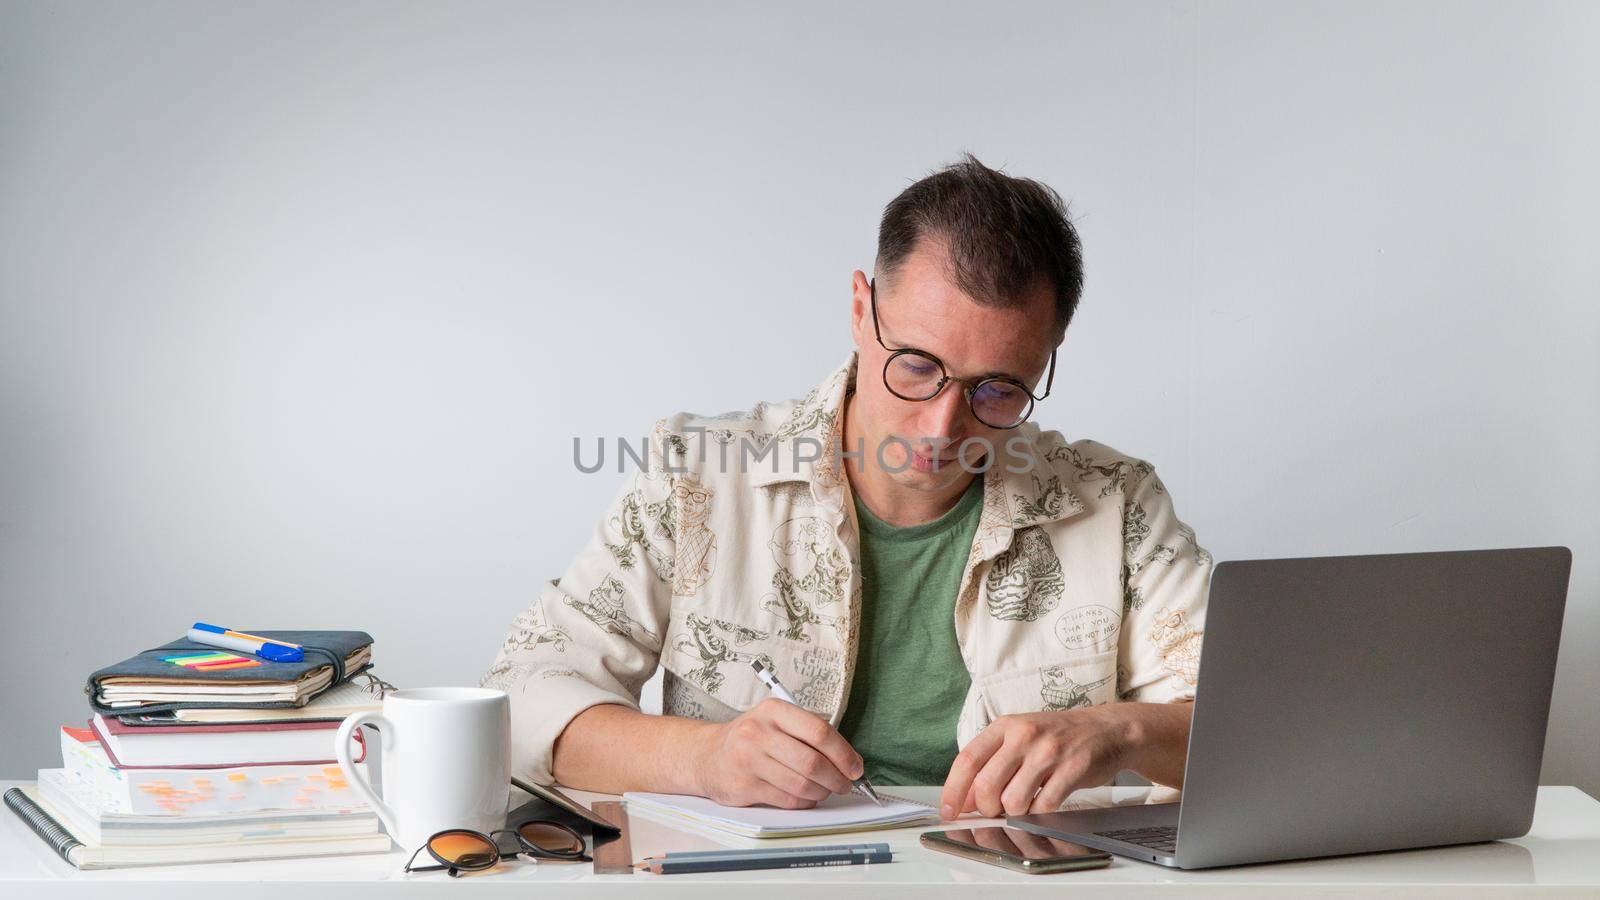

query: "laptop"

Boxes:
[1008, 546, 1571, 869]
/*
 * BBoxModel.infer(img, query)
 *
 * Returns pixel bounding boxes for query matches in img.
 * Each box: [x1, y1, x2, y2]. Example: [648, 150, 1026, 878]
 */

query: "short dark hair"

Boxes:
[875, 153, 1084, 335]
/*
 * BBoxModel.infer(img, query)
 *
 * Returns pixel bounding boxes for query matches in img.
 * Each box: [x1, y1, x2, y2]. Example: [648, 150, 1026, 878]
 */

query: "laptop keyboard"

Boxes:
[1095, 825, 1177, 854]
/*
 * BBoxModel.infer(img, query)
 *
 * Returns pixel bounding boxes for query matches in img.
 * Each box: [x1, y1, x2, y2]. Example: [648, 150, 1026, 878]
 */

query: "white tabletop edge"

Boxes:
[2, 780, 1597, 897]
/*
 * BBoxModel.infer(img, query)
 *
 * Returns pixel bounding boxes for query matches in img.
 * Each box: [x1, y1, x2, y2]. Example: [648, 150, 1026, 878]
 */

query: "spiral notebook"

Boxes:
[4, 785, 390, 869]
[622, 790, 939, 839]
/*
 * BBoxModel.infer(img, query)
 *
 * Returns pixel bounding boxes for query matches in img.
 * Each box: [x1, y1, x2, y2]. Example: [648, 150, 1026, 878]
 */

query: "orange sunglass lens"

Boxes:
[518, 822, 582, 853]
[429, 830, 498, 868]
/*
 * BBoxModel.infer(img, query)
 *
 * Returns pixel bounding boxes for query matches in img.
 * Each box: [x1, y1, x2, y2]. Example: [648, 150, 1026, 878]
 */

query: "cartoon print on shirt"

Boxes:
[791, 645, 844, 715]
[661, 670, 709, 720]
[707, 427, 774, 451]
[670, 476, 717, 596]
[967, 467, 1013, 565]
[770, 383, 835, 443]
[1148, 606, 1203, 685]
[1129, 541, 1178, 576]
[1123, 493, 1179, 575]
[1055, 604, 1121, 651]
[1125, 491, 1205, 574]
[1047, 444, 1158, 499]
[564, 574, 659, 644]
[1178, 521, 1213, 567]
[501, 602, 571, 654]
[1122, 574, 1148, 614]
[761, 517, 849, 641]
[1011, 473, 1083, 526]
[1041, 667, 1114, 711]
[984, 526, 1066, 621]
[1123, 500, 1152, 562]
[673, 613, 775, 696]
[480, 660, 534, 693]
[603, 488, 676, 585]
[764, 480, 818, 511]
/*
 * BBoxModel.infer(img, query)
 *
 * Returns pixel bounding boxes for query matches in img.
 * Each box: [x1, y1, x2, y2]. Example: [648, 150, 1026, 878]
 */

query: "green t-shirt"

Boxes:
[838, 475, 983, 785]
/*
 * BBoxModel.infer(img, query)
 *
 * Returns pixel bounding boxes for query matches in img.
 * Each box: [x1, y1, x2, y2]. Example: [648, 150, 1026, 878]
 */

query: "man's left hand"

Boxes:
[938, 705, 1133, 819]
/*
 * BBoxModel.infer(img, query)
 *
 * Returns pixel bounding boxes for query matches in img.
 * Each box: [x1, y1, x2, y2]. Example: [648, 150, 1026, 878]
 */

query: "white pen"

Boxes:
[750, 659, 884, 806]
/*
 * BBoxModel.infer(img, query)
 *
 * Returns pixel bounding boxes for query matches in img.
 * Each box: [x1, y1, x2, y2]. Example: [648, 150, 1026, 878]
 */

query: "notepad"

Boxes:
[168, 679, 382, 724]
[622, 790, 939, 839]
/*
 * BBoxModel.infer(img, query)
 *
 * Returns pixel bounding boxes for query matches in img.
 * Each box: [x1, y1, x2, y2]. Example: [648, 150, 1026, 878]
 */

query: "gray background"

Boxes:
[2, 1, 1596, 794]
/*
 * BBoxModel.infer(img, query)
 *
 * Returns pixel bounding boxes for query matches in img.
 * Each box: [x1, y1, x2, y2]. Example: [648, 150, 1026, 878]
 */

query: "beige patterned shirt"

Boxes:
[486, 353, 1211, 785]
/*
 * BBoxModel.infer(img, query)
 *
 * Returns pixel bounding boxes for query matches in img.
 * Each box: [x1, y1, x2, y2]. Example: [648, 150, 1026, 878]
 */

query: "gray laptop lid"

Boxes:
[1173, 546, 1571, 869]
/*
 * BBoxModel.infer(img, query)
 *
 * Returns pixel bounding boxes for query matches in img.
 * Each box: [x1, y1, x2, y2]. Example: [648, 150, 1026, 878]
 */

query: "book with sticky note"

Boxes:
[57, 725, 371, 817]
[6, 775, 389, 869]
[84, 630, 374, 716]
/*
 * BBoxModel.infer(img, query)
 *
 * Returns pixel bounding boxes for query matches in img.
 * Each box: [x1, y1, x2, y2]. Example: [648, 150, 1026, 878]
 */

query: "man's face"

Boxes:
[848, 238, 1059, 496]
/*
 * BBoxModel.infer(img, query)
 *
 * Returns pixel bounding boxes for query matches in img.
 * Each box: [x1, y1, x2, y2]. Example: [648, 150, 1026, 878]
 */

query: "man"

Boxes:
[485, 154, 1210, 820]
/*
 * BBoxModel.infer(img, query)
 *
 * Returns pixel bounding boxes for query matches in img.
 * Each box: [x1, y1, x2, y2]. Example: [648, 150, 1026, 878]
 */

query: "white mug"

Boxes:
[334, 686, 511, 852]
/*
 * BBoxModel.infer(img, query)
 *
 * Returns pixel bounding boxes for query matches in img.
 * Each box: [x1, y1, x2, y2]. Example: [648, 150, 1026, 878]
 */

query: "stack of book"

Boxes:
[5, 628, 395, 869]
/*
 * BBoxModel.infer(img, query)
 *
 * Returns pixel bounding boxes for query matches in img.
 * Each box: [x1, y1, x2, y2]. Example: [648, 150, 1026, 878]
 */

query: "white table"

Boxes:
[5, 781, 1600, 897]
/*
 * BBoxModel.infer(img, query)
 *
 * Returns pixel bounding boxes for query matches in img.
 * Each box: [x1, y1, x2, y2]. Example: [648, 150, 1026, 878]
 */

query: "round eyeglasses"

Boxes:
[403, 820, 589, 877]
[869, 278, 1055, 430]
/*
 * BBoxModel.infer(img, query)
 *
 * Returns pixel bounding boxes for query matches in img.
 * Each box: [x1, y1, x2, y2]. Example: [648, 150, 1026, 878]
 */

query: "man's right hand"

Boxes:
[689, 698, 866, 809]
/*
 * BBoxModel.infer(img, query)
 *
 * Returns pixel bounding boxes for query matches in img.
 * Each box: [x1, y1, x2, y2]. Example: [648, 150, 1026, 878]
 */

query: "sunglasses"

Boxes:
[403, 820, 591, 877]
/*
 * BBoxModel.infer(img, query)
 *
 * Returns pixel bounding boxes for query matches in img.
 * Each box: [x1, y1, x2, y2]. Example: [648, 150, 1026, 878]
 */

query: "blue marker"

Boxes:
[189, 622, 305, 663]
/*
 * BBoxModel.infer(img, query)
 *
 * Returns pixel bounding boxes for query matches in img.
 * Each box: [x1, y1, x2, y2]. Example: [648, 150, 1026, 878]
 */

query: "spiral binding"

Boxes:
[4, 787, 81, 866]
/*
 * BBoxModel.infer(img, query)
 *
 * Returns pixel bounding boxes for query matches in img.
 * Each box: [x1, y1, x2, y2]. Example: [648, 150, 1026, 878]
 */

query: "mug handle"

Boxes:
[335, 711, 399, 839]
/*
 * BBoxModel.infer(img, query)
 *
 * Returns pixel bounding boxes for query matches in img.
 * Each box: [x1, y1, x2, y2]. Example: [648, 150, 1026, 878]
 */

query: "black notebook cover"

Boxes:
[84, 630, 373, 716]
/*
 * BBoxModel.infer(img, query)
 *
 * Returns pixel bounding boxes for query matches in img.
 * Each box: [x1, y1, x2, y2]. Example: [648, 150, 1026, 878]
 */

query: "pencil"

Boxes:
[634, 843, 892, 874]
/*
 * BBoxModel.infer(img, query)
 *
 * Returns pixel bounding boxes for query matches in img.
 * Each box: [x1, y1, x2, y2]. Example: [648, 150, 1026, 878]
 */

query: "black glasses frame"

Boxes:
[868, 277, 1055, 430]
[403, 820, 591, 877]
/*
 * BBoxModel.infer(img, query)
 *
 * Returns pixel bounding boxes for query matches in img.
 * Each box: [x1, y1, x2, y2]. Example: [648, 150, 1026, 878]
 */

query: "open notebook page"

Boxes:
[623, 790, 939, 838]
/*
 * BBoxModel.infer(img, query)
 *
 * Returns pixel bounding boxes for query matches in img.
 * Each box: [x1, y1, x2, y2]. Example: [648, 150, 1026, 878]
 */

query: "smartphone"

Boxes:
[510, 776, 619, 833]
[921, 826, 1112, 874]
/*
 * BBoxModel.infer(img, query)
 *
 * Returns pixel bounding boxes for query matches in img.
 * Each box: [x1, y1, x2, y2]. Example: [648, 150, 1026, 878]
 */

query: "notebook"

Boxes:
[90, 713, 347, 767]
[622, 790, 939, 839]
[170, 678, 383, 724]
[60, 727, 372, 816]
[37, 769, 379, 847]
[4, 785, 391, 870]
[85, 630, 373, 715]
